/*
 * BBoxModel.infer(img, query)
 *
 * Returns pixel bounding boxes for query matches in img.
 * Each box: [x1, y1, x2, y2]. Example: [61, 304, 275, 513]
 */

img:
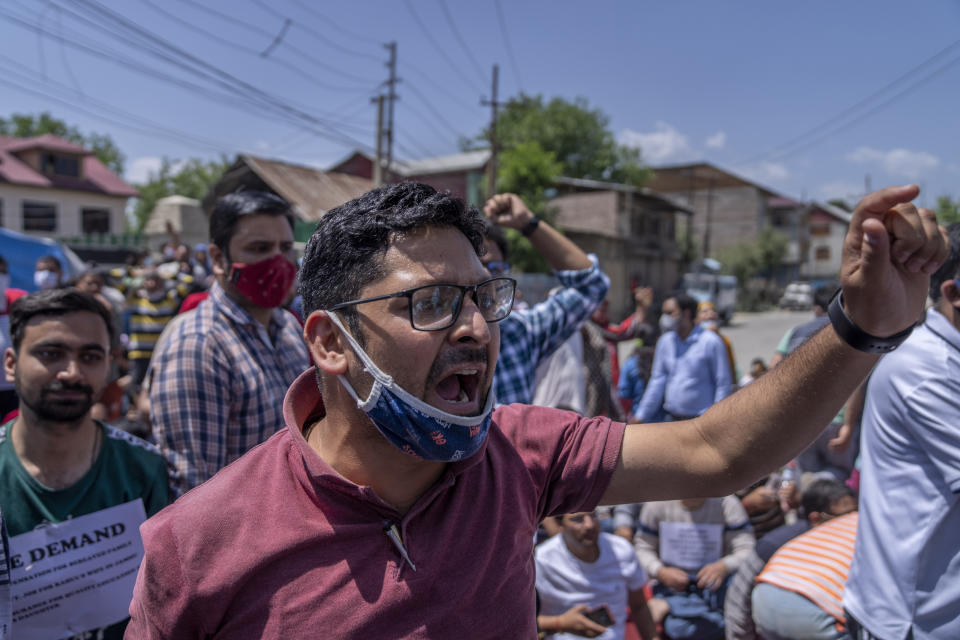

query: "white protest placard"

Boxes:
[8, 499, 146, 639]
[0, 510, 10, 640]
[658, 521, 723, 571]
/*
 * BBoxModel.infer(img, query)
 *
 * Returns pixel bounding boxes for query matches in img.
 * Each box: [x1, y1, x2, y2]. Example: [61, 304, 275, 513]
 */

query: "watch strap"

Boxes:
[521, 215, 541, 237]
[827, 289, 914, 354]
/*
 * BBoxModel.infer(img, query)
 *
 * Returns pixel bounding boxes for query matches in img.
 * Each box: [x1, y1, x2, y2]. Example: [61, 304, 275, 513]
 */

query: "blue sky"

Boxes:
[3, 0, 960, 208]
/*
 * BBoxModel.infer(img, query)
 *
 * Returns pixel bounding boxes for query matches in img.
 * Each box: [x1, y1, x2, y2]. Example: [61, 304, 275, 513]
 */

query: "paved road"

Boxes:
[722, 308, 814, 377]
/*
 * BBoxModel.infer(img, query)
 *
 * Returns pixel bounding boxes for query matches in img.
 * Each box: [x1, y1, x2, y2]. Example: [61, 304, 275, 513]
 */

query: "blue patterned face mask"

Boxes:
[327, 311, 494, 462]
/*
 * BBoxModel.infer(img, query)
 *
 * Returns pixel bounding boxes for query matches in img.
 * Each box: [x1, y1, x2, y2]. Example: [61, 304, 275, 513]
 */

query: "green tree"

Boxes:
[0, 112, 125, 174]
[495, 141, 563, 273]
[479, 94, 651, 187]
[935, 195, 960, 225]
[472, 94, 650, 272]
[130, 156, 231, 232]
[716, 228, 789, 286]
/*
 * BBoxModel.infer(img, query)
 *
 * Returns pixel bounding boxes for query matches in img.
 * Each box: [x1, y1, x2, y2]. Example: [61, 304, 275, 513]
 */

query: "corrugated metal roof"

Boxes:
[812, 201, 853, 223]
[240, 154, 374, 221]
[2, 134, 92, 155]
[399, 150, 490, 176]
[553, 176, 694, 214]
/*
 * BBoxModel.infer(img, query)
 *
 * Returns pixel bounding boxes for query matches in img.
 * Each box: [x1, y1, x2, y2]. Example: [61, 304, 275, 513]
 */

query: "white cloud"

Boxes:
[818, 180, 863, 201]
[737, 161, 789, 184]
[845, 146, 939, 180]
[126, 156, 163, 184]
[618, 122, 694, 163]
[705, 130, 727, 149]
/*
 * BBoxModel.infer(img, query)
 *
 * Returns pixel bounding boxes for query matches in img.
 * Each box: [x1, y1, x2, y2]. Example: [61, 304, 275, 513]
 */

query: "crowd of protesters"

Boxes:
[0, 182, 954, 640]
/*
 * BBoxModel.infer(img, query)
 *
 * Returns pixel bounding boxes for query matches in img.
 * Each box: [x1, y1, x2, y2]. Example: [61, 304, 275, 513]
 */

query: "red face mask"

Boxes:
[229, 253, 298, 309]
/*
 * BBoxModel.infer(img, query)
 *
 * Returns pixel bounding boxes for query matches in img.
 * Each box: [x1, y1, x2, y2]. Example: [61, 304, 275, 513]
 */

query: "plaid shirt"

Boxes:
[149, 283, 309, 496]
[494, 256, 609, 405]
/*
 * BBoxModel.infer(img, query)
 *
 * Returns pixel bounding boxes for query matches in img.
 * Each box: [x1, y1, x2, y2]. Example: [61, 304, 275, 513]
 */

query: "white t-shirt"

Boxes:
[535, 532, 647, 640]
[844, 309, 960, 640]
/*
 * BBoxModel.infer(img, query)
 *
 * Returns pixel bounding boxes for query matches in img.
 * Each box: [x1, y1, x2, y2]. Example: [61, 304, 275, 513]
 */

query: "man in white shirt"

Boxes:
[843, 222, 960, 640]
[536, 511, 660, 640]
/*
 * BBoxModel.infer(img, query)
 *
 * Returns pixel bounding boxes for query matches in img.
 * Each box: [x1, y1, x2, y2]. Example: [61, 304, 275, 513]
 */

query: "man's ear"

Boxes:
[4, 347, 16, 384]
[304, 311, 348, 375]
[940, 279, 960, 307]
[208, 244, 228, 277]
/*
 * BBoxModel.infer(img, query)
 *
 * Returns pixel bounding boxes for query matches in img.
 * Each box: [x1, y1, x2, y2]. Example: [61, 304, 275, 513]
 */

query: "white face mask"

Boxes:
[701, 320, 718, 331]
[34, 270, 59, 290]
[659, 313, 677, 333]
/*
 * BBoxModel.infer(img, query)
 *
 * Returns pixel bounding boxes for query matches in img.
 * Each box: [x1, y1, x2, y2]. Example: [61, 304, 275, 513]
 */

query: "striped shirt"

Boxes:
[757, 511, 858, 624]
[126, 289, 181, 360]
[149, 282, 309, 497]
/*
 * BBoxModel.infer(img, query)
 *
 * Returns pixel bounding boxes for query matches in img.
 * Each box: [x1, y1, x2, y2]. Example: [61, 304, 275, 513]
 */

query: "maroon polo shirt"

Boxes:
[126, 371, 625, 639]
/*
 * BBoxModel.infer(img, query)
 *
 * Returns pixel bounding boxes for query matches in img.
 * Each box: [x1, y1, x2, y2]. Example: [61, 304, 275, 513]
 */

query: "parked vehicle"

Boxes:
[0, 228, 86, 291]
[778, 281, 814, 310]
[682, 264, 738, 324]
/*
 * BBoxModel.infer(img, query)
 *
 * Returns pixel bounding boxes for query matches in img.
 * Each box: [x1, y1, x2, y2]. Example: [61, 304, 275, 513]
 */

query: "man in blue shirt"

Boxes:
[843, 222, 960, 640]
[635, 293, 732, 422]
[482, 194, 609, 406]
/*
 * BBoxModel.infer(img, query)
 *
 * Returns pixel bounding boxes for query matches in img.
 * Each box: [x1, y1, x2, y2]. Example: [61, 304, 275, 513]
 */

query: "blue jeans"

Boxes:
[752, 583, 850, 640]
[653, 579, 726, 640]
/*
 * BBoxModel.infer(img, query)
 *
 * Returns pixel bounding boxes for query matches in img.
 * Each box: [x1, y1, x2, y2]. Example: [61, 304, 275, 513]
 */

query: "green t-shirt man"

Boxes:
[0, 420, 169, 639]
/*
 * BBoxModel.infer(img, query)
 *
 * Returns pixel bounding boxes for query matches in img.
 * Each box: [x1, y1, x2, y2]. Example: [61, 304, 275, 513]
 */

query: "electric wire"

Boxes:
[437, 0, 489, 87]
[140, 0, 372, 93]
[250, 0, 383, 63]
[493, 0, 524, 92]
[402, 0, 487, 96]
[2, 3, 376, 152]
[739, 36, 960, 165]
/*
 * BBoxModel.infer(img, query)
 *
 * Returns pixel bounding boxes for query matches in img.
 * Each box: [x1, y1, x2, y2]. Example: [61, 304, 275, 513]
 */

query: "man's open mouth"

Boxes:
[435, 368, 482, 405]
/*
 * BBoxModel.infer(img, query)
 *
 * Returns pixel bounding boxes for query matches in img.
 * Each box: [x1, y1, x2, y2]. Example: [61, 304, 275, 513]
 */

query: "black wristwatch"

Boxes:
[827, 289, 915, 354]
[521, 215, 541, 237]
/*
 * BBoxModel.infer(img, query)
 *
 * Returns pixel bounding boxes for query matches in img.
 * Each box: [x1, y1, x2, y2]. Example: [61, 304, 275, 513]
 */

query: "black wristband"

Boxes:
[827, 289, 915, 354]
[521, 215, 541, 237]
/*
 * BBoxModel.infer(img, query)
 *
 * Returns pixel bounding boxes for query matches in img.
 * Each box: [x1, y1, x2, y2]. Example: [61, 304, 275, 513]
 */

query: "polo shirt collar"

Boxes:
[282, 370, 490, 500]
[923, 307, 960, 351]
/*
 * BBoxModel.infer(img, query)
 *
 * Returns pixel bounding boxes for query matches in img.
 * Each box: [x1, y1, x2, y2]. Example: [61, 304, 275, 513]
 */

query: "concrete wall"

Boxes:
[801, 211, 846, 279]
[669, 185, 766, 256]
[0, 185, 128, 239]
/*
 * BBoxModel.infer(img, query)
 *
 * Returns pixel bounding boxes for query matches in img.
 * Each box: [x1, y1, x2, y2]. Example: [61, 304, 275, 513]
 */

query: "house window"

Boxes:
[42, 153, 80, 177]
[22, 201, 57, 232]
[815, 246, 831, 261]
[810, 223, 831, 237]
[82, 207, 111, 234]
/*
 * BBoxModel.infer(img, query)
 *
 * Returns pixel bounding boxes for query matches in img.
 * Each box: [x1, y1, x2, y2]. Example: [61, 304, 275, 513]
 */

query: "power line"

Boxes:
[248, 0, 384, 71]
[437, 0, 488, 87]
[402, 0, 487, 97]
[493, 0, 524, 92]
[168, 0, 379, 85]
[140, 0, 374, 93]
[404, 81, 466, 140]
[49, 0, 376, 150]
[740, 36, 960, 165]
[2, 2, 376, 152]
[398, 101, 458, 150]
[289, 0, 383, 48]
[402, 60, 483, 114]
[0, 59, 237, 154]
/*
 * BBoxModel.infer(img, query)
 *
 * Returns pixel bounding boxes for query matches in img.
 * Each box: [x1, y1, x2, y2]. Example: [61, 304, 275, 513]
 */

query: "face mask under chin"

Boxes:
[325, 311, 495, 462]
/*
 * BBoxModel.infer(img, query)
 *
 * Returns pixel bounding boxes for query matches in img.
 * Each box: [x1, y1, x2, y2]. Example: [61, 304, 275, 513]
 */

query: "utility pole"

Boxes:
[384, 41, 397, 184]
[372, 94, 385, 186]
[481, 64, 501, 198]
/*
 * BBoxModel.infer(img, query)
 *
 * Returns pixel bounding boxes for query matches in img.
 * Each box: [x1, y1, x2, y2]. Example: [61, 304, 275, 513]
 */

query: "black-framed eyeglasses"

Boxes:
[330, 277, 517, 331]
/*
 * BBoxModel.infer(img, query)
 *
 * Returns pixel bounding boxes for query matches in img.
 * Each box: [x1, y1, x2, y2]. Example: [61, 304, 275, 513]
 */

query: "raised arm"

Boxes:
[602, 185, 948, 504]
[483, 193, 592, 271]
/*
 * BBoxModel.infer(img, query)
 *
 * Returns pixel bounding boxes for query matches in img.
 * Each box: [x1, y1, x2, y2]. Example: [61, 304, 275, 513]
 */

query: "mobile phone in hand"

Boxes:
[584, 606, 614, 627]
